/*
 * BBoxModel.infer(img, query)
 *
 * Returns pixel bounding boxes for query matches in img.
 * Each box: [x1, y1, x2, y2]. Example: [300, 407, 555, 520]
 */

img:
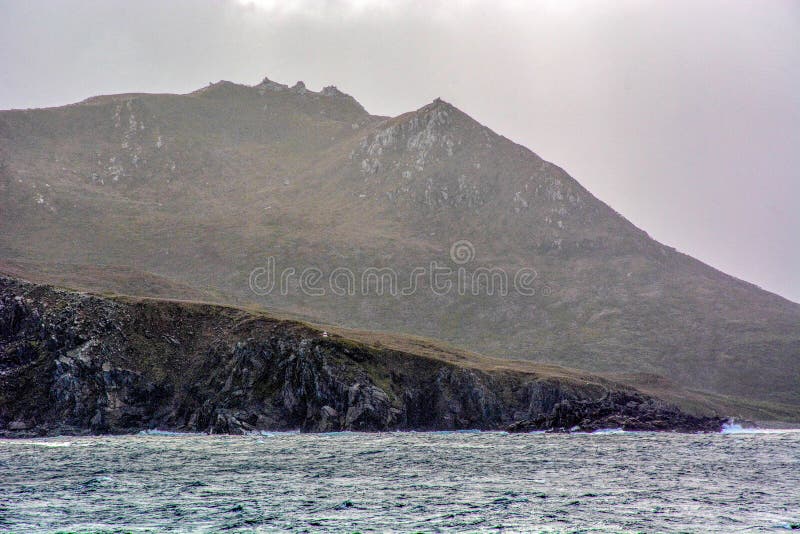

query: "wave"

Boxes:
[248, 430, 300, 437]
[0, 440, 73, 447]
[137, 429, 205, 436]
[721, 423, 800, 435]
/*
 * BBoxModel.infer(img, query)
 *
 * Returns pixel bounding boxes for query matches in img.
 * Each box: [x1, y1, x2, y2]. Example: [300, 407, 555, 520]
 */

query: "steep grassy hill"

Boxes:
[0, 258, 223, 302]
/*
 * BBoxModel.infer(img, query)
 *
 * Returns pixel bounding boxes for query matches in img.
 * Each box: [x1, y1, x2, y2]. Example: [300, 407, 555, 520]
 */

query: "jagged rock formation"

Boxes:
[0, 75, 797, 415]
[0, 276, 723, 436]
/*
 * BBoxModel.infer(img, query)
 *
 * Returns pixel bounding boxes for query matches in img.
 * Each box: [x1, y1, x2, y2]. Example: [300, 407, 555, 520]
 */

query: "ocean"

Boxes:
[1, 428, 798, 533]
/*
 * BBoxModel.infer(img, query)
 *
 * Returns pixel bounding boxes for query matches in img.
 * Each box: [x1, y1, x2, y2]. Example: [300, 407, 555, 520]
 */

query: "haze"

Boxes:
[1, 0, 798, 302]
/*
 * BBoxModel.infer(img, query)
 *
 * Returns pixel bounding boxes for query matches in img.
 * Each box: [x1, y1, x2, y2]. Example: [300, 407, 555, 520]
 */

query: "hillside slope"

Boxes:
[0, 258, 222, 302]
[0, 76, 797, 408]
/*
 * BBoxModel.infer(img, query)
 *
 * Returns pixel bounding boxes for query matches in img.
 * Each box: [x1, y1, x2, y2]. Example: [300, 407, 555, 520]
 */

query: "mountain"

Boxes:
[0, 76, 797, 414]
[0, 275, 725, 435]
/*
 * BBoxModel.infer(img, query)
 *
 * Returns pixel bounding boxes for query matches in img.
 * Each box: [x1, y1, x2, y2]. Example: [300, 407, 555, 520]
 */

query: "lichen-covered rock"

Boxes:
[506, 391, 724, 433]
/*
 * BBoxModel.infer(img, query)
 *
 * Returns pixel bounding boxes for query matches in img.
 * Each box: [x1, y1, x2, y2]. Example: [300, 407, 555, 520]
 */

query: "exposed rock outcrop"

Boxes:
[0, 276, 725, 436]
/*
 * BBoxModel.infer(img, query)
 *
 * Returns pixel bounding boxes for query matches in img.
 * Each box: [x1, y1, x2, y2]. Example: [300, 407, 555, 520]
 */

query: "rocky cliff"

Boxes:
[0, 276, 723, 436]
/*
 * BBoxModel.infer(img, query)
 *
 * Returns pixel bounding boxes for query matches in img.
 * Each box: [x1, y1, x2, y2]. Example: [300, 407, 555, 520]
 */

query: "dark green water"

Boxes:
[1, 429, 798, 533]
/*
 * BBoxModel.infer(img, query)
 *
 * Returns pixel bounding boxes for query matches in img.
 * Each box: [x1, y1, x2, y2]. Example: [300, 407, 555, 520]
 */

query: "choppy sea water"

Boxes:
[1, 429, 799, 533]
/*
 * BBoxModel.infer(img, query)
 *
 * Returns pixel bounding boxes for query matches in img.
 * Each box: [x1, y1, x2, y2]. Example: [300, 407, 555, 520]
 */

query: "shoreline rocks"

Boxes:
[0, 276, 726, 437]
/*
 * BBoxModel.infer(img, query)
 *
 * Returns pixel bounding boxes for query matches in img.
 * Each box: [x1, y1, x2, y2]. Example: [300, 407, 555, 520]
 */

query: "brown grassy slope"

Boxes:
[0, 258, 220, 301]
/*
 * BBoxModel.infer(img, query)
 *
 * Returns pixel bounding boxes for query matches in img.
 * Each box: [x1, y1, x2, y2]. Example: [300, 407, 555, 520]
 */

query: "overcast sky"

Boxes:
[1, 0, 798, 302]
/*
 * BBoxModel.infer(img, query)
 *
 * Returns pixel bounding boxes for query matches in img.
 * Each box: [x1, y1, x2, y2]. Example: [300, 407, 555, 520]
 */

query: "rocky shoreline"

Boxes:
[0, 276, 725, 437]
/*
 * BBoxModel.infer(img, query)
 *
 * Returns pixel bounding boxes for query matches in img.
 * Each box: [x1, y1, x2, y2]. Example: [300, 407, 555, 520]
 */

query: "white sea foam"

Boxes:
[721, 423, 800, 434]
[0, 440, 73, 447]
[137, 429, 205, 436]
[249, 430, 300, 437]
[425, 429, 498, 435]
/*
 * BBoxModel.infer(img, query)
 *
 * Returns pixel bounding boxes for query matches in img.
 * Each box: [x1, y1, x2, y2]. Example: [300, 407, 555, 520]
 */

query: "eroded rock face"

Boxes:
[506, 392, 724, 433]
[0, 276, 725, 436]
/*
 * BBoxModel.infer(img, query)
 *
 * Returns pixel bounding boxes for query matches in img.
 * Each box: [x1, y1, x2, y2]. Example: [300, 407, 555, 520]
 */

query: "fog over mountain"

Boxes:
[1, 0, 798, 302]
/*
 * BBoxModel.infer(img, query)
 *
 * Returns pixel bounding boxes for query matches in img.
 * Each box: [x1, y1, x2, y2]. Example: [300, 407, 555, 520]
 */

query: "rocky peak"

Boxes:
[354, 98, 471, 175]
[321, 85, 345, 97]
[290, 81, 309, 94]
[256, 76, 289, 92]
[253, 77, 365, 112]
[411, 98, 457, 135]
[429, 97, 453, 110]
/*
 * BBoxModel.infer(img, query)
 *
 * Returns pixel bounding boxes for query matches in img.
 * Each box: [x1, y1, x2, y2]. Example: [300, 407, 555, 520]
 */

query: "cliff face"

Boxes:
[0, 276, 723, 436]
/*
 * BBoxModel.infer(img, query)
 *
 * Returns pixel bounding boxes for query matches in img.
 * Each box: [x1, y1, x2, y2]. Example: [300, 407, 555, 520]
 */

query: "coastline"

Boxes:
[2, 276, 726, 437]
